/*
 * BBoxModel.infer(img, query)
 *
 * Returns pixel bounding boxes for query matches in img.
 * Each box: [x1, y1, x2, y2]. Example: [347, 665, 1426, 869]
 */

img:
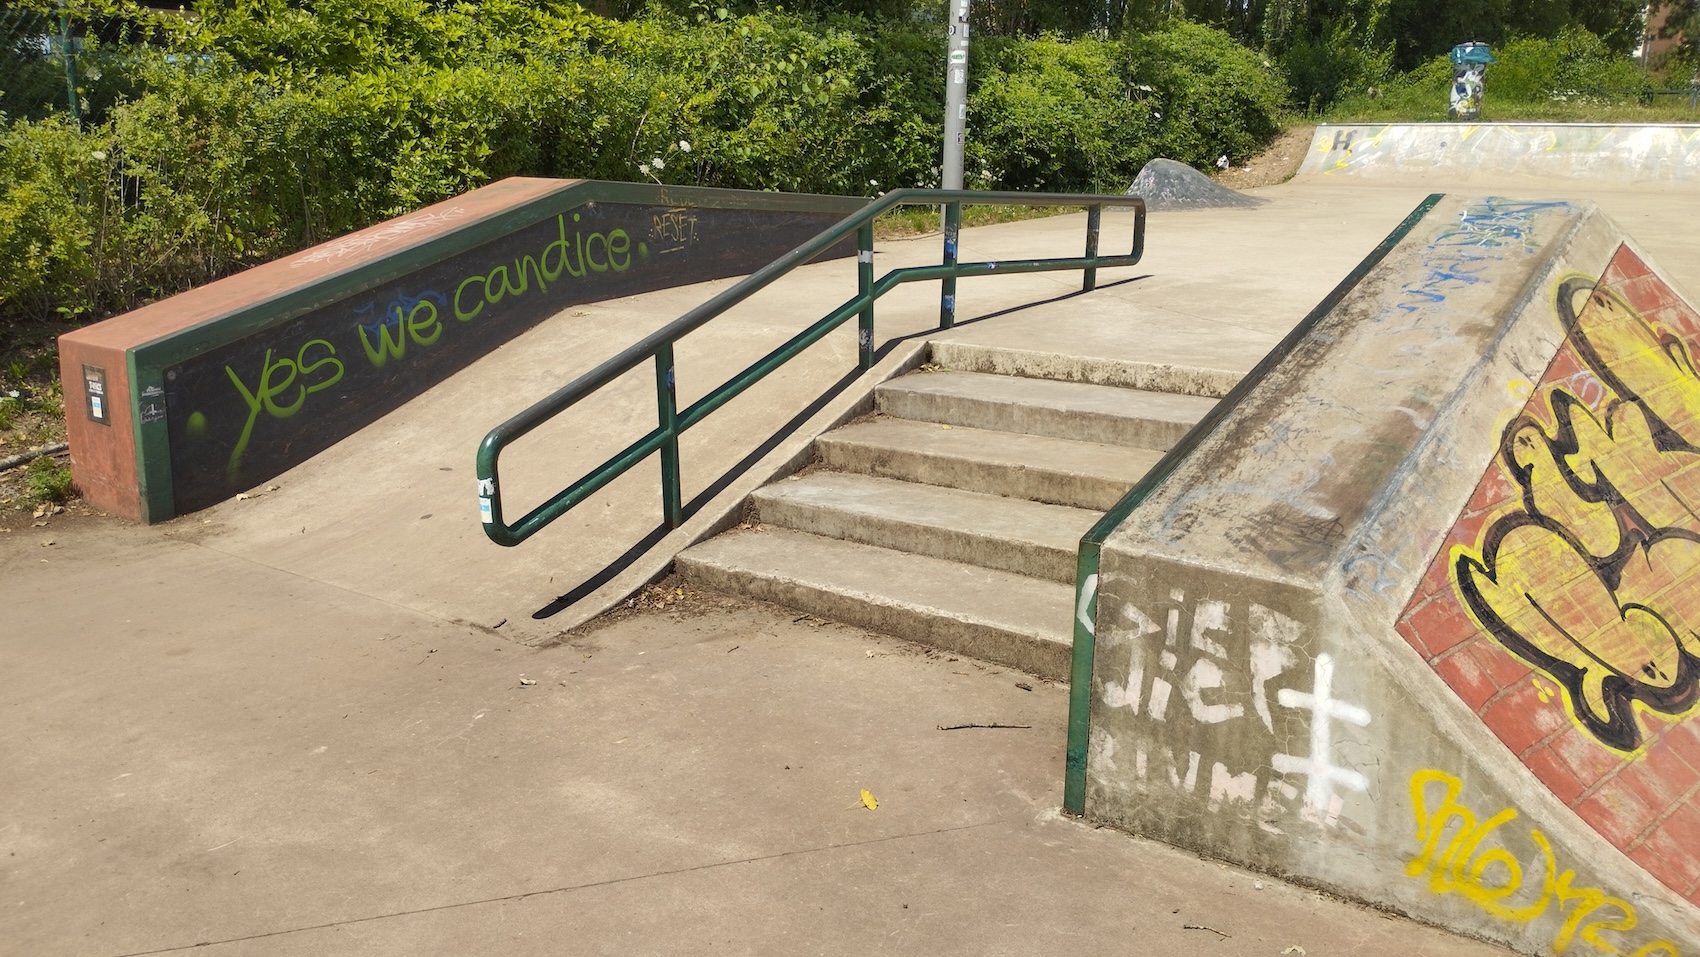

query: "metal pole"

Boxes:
[940, 0, 970, 327]
[941, 0, 971, 191]
[1083, 204, 1101, 292]
[857, 222, 876, 370]
[939, 200, 961, 329]
[655, 344, 682, 530]
[58, 10, 79, 128]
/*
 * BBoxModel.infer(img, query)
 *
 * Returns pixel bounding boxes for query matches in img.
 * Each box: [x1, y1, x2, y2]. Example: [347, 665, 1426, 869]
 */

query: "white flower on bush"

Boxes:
[652, 157, 665, 170]
[89, 150, 107, 161]
[678, 140, 692, 153]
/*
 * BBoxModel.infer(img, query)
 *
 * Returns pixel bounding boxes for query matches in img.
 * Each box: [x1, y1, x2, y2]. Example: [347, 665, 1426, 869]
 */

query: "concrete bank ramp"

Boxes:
[1084, 194, 1700, 953]
[1300, 123, 1700, 183]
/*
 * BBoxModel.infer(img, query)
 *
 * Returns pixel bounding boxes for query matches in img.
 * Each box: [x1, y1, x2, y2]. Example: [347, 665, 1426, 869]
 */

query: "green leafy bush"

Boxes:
[0, 117, 103, 319]
[969, 24, 1288, 192]
[1490, 27, 1651, 101]
[970, 36, 1156, 191]
[0, 3, 1291, 333]
[1127, 23, 1289, 170]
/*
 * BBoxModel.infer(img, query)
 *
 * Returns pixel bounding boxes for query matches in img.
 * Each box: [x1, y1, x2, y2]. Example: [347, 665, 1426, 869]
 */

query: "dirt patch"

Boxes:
[1214, 125, 1316, 191]
[0, 314, 83, 529]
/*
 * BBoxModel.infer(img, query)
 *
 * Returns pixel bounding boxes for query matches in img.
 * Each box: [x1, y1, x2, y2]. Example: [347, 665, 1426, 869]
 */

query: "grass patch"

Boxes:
[873, 203, 1084, 241]
[26, 455, 72, 505]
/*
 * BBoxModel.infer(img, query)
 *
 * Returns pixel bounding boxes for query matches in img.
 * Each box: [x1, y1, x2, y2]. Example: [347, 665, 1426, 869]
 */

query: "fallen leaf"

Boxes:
[860, 788, 878, 811]
[1282, 947, 1306, 956]
[39, 538, 54, 546]
[518, 677, 537, 687]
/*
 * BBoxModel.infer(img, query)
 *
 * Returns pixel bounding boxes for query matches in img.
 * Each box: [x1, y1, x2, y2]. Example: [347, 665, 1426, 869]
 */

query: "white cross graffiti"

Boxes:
[1272, 653, 1371, 821]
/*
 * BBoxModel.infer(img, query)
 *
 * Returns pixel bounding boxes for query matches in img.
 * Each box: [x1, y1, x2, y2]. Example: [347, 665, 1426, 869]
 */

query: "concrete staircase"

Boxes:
[675, 355, 1219, 680]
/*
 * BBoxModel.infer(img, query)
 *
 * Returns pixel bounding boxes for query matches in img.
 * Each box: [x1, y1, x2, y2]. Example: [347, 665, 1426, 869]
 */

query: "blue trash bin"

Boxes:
[1449, 42, 1496, 121]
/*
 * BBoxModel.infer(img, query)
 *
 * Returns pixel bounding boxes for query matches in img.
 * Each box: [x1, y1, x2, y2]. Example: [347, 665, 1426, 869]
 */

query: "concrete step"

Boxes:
[676, 527, 1074, 680]
[877, 370, 1217, 450]
[815, 417, 1163, 511]
[753, 471, 1097, 583]
[928, 339, 1243, 399]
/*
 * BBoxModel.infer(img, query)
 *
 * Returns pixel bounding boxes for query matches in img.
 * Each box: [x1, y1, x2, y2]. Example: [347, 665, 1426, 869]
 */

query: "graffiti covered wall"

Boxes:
[160, 201, 851, 514]
[1398, 244, 1700, 910]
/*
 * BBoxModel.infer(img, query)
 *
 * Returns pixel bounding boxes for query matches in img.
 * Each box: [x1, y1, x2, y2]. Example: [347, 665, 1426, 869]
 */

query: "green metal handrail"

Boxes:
[477, 188, 1147, 548]
[1059, 193, 1446, 816]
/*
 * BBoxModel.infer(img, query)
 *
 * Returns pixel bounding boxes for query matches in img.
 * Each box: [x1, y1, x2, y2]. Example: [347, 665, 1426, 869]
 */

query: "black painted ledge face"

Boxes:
[164, 203, 852, 514]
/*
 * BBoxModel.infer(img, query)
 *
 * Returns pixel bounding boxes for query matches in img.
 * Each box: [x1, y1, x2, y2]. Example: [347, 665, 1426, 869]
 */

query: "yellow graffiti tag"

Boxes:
[1454, 276, 1700, 752]
[1408, 770, 1681, 956]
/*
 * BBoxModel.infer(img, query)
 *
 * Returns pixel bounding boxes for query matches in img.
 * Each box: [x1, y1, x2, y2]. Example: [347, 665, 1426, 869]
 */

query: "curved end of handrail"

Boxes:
[476, 430, 523, 547]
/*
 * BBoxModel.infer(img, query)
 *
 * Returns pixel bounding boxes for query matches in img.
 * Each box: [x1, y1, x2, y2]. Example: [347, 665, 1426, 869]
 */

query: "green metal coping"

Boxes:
[477, 188, 1148, 548]
[123, 180, 869, 522]
[1060, 192, 1447, 817]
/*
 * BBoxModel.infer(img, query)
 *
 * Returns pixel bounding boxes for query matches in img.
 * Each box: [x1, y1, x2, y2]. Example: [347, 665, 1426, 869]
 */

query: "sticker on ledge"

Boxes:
[82, 364, 109, 426]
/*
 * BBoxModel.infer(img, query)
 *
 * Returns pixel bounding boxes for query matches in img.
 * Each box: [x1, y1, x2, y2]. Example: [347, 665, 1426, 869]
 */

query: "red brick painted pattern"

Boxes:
[1394, 244, 1700, 904]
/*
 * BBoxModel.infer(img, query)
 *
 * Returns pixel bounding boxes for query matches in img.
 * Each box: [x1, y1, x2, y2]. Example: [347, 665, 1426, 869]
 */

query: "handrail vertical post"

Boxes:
[939, 199, 962, 329]
[857, 221, 876, 370]
[1063, 539, 1101, 816]
[656, 343, 682, 529]
[1083, 204, 1101, 293]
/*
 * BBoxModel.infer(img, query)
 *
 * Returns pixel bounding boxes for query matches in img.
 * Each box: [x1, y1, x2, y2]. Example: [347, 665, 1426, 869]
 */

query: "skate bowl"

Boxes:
[1074, 193, 1700, 953]
[1299, 123, 1700, 184]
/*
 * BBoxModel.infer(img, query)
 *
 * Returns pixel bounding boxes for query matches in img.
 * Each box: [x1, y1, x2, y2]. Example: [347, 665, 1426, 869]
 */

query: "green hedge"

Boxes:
[0, 2, 1289, 327]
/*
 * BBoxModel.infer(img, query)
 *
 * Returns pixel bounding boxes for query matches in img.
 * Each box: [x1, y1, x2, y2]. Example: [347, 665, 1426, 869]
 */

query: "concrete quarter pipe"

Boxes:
[1299, 123, 1700, 184]
[1083, 193, 1700, 955]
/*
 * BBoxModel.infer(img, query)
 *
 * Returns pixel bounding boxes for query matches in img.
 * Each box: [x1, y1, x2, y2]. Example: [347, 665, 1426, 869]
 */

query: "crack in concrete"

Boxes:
[106, 819, 1005, 956]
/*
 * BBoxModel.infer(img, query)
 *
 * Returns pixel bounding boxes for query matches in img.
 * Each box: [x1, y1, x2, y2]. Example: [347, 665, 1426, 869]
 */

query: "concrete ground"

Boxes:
[3, 520, 1511, 957]
[7, 161, 1698, 956]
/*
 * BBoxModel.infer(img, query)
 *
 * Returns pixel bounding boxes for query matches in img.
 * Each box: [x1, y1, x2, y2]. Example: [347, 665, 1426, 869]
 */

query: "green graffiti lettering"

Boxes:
[540, 214, 570, 281]
[484, 266, 515, 303]
[585, 232, 609, 273]
[261, 353, 303, 418]
[223, 341, 333, 478]
[455, 275, 488, 321]
[456, 216, 639, 321]
[516, 255, 548, 296]
[406, 299, 442, 347]
[359, 308, 411, 367]
[609, 229, 630, 272]
[225, 354, 268, 478]
[298, 339, 344, 395]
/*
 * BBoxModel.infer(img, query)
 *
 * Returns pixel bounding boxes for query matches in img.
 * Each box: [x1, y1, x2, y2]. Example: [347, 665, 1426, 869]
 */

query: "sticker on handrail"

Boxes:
[480, 497, 493, 524]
